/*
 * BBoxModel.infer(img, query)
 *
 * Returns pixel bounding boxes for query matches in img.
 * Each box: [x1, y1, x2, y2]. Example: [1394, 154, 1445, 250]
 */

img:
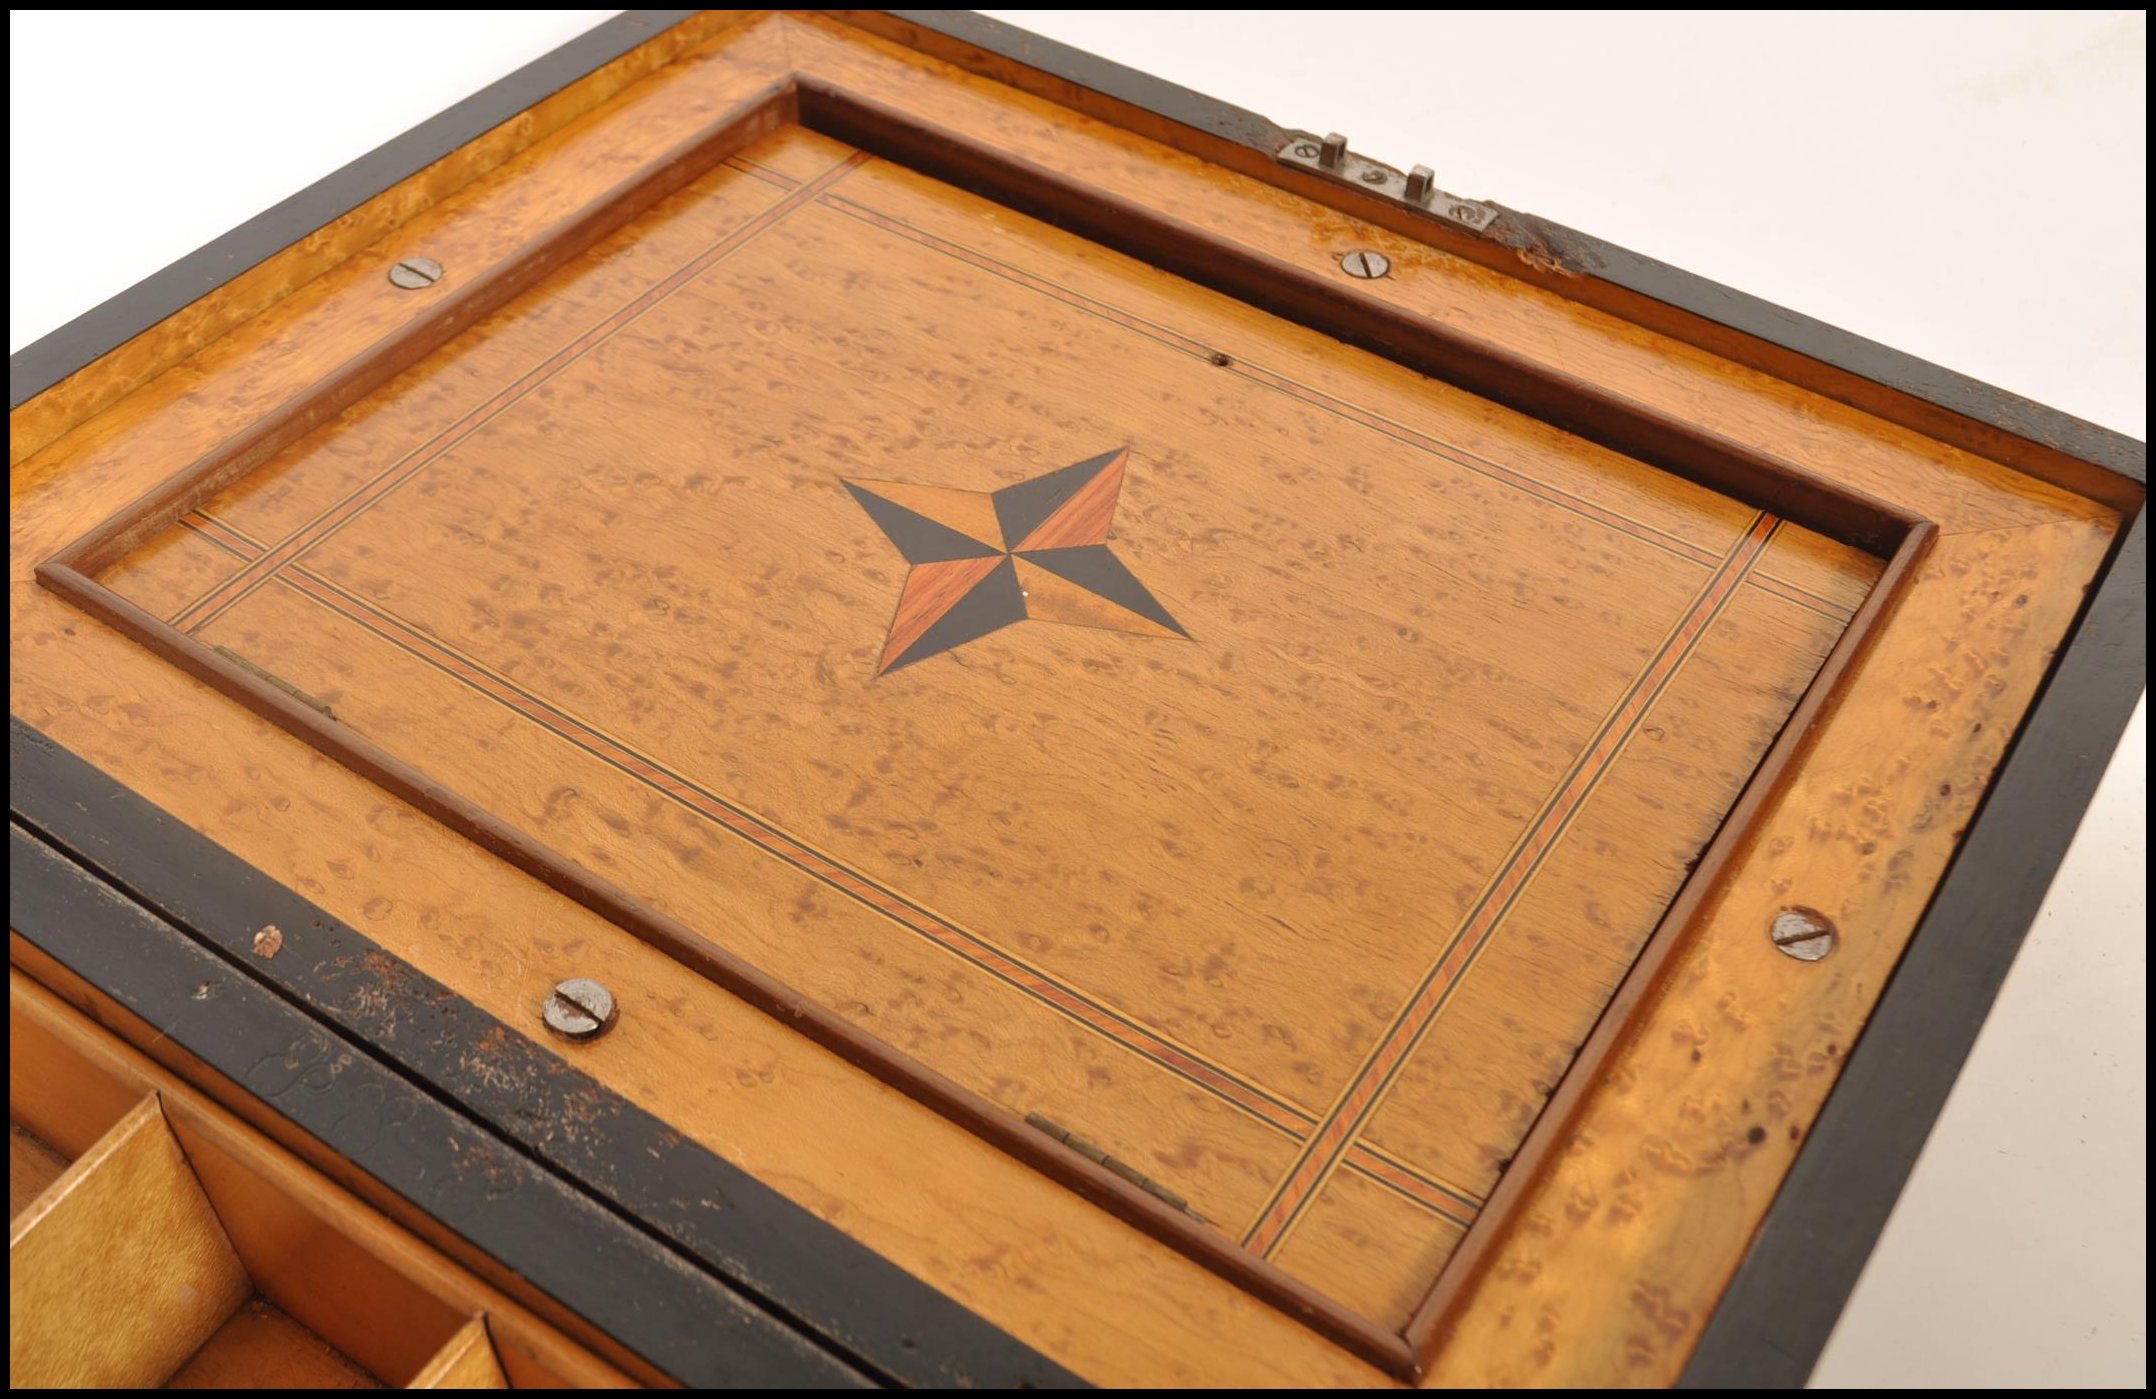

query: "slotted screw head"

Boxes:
[1340, 249, 1392, 280]
[544, 977, 618, 1040]
[1770, 907, 1838, 962]
[388, 256, 444, 290]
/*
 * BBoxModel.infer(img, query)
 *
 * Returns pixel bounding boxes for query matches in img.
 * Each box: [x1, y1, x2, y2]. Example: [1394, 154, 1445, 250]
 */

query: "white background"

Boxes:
[10, 10, 2143, 1388]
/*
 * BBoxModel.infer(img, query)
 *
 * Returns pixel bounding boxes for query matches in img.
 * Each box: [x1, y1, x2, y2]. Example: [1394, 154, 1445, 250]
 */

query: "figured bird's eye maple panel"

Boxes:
[96, 126, 1881, 1332]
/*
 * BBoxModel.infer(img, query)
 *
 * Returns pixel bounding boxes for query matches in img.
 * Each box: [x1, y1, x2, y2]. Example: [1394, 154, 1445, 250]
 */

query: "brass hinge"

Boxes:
[1025, 1112, 1206, 1223]
[213, 645, 336, 720]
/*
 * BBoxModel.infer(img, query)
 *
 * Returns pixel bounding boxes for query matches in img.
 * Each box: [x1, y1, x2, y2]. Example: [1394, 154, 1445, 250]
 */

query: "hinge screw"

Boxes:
[1318, 131, 1348, 170]
[1340, 249, 1392, 280]
[543, 977, 619, 1040]
[388, 256, 444, 290]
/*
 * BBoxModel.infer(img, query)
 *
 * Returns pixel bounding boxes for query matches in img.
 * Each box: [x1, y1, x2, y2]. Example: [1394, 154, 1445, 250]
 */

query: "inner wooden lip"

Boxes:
[35, 79, 1922, 1381]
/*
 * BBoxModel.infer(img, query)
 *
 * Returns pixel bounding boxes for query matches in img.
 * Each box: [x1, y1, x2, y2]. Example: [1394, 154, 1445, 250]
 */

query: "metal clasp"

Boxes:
[1278, 131, 1498, 232]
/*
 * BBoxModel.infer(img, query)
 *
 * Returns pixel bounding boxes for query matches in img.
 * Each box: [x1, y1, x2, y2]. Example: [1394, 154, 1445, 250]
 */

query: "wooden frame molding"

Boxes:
[11, 11, 2143, 1388]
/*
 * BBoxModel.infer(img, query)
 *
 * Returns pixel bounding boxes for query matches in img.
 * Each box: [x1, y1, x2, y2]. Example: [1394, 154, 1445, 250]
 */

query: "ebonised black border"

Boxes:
[9, 818, 868, 1389]
[6, 9, 2147, 1389]
[8, 717, 1084, 1391]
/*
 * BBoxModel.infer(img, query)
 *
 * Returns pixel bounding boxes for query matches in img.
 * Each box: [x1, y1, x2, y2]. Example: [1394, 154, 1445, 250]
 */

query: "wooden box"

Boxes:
[11, 11, 2143, 1388]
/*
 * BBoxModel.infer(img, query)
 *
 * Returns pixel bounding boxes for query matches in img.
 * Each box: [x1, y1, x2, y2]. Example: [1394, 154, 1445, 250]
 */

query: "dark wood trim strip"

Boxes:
[7, 818, 871, 1390]
[1344, 1156, 1479, 1232]
[7, 715, 1085, 1390]
[1749, 570, 1862, 624]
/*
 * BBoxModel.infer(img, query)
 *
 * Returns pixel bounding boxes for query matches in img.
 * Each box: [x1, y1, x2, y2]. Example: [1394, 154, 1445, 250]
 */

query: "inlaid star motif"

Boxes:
[843, 447, 1189, 674]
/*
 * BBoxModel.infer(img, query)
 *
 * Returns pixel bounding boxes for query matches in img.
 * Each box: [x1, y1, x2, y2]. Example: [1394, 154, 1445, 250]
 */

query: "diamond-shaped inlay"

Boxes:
[843, 448, 1188, 674]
